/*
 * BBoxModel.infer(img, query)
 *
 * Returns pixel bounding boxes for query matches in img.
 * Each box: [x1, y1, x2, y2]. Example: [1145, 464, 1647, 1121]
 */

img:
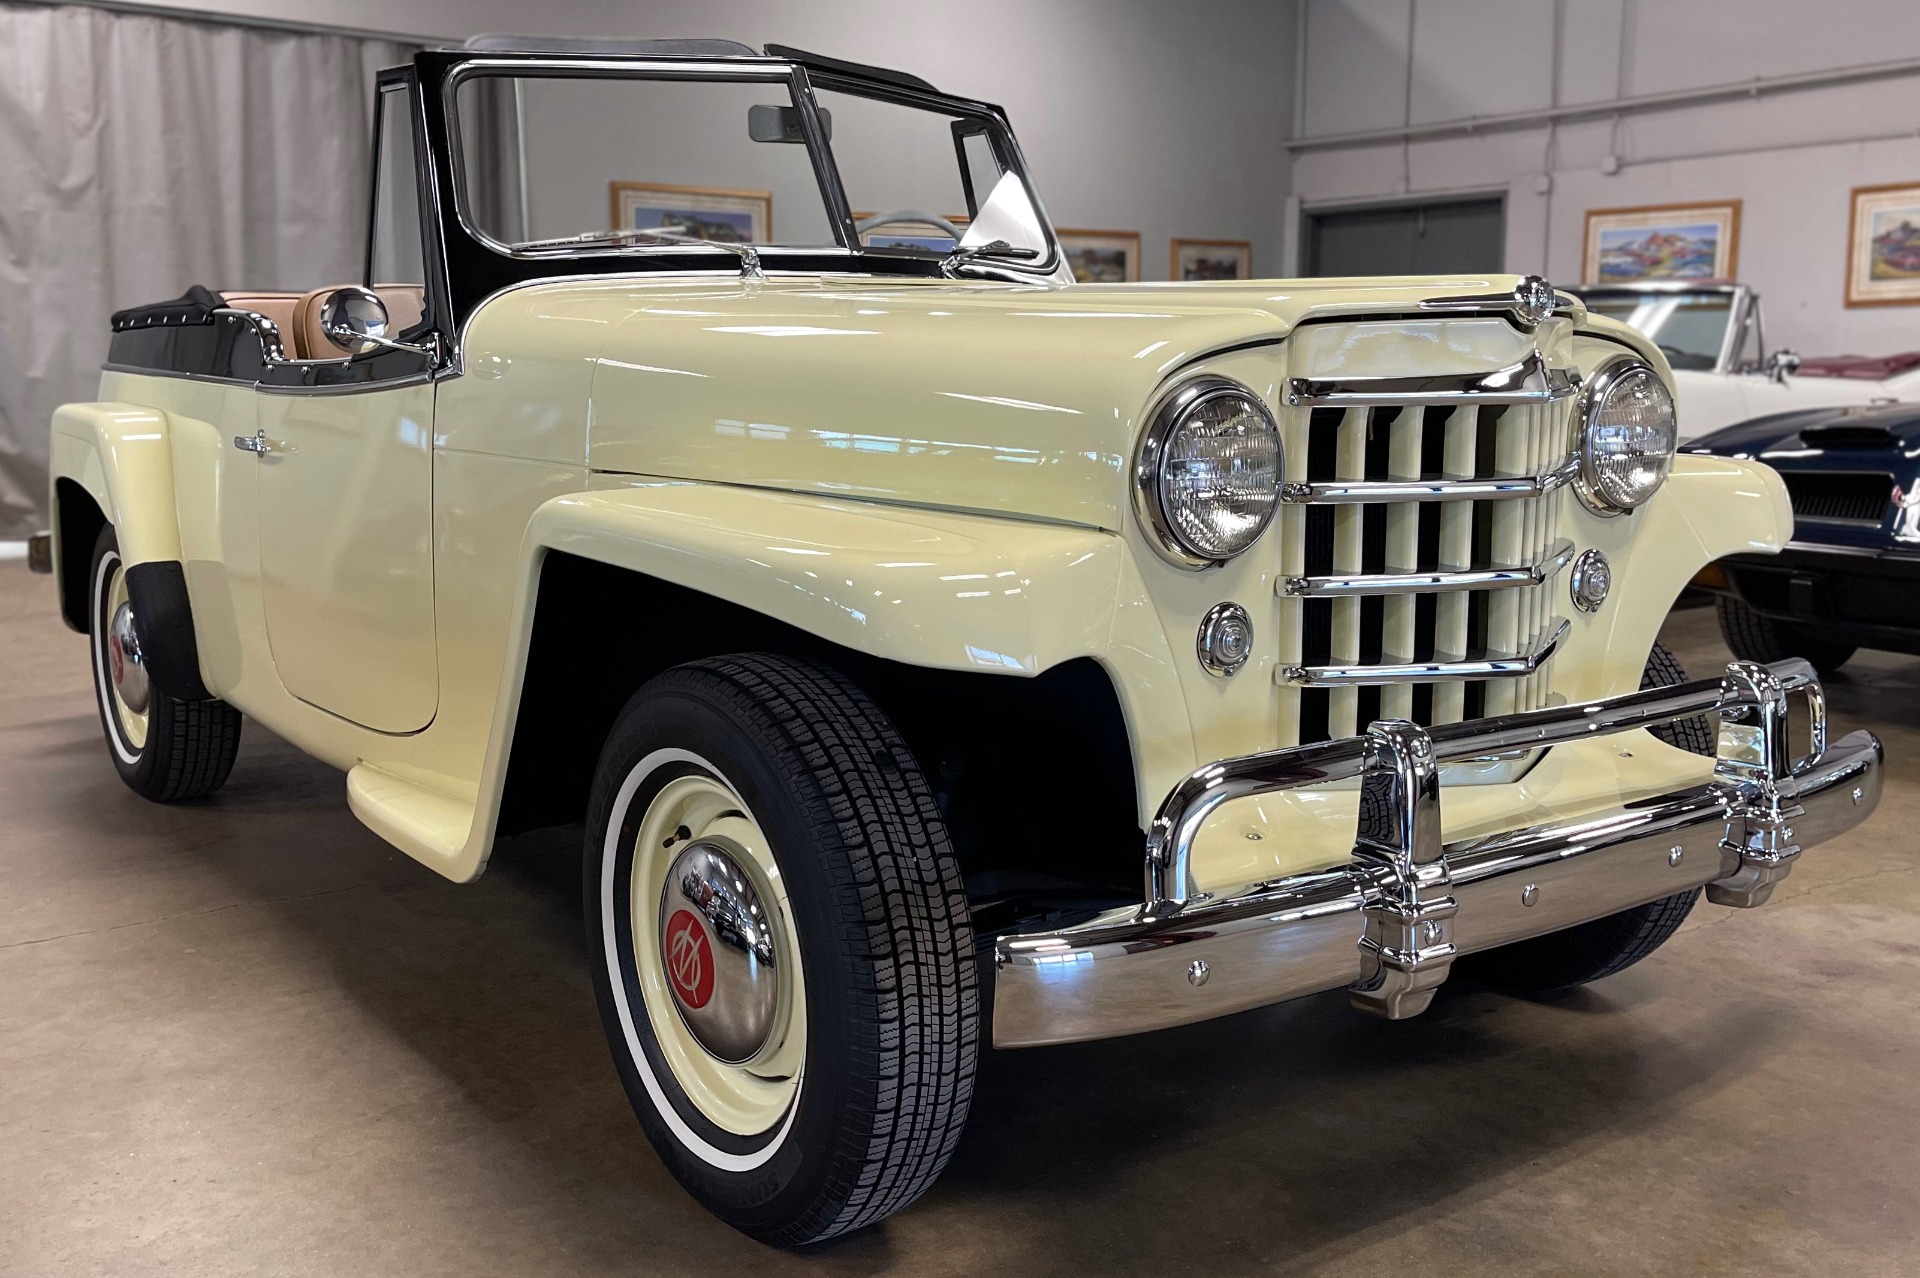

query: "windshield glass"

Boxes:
[1581, 292, 1731, 371]
[456, 73, 835, 250]
[451, 69, 1049, 267]
[811, 86, 1044, 259]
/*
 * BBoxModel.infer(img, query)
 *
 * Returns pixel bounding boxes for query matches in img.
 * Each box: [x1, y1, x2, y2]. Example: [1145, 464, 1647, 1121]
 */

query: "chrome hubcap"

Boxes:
[659, 839, 779, 1063]
[108, 601, 151, 715]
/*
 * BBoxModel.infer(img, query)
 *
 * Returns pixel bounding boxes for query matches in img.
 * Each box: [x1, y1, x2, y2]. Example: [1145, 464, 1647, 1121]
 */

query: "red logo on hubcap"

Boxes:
[663, 909, 715, 1009]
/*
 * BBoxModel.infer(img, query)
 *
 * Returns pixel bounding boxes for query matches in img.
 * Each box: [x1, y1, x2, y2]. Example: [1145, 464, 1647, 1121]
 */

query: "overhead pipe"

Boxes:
[1286, 53, 1920, 153]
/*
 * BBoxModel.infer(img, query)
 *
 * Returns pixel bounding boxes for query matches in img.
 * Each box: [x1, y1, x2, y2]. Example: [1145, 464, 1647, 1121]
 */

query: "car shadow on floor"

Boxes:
[42, 708, 1790, 1276]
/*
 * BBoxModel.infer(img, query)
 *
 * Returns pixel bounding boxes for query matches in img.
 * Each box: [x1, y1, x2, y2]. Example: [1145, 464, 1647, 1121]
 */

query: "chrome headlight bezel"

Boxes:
[1574, 356, 1678, 517]
[1134, 376, 1284, 570]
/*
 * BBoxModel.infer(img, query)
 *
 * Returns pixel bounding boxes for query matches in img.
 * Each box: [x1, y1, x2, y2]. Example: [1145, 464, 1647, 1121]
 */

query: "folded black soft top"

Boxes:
[111, 284, 224, 332]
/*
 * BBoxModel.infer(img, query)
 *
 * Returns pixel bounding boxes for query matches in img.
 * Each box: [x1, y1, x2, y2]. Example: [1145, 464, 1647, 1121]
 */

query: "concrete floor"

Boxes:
[3, 557, 1918, 1277]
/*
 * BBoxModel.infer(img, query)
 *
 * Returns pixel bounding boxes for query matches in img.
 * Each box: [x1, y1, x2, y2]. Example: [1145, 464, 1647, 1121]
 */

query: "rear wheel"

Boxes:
[1716, 594, 1855, 675]
[583, 654, 976, 1245]
[1456, 642, 1708, 996]
[87, 526, 241, 802]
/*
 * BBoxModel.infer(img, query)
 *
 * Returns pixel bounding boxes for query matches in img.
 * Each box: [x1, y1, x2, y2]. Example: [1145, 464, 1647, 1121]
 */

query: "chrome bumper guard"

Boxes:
[992, 659, 1882, 1048]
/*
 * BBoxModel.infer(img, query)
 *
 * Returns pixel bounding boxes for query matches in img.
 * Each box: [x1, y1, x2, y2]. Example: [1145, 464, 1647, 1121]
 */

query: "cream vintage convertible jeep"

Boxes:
[45, 39, 1883, 1245]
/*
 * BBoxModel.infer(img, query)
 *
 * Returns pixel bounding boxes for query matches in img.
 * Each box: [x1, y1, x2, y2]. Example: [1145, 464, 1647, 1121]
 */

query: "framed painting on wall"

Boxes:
[1171, 239, 1252, 281]
[1058, 229, 1140, 282]
[1581, 201, 1740, 284]
[610, 182, 771, 243]
[1846, 182, 1920, 307]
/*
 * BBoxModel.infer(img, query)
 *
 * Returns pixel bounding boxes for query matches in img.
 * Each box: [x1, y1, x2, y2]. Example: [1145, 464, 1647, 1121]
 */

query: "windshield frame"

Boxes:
[1570, 282, 1752, 374]
[435, 51, 1060, 282]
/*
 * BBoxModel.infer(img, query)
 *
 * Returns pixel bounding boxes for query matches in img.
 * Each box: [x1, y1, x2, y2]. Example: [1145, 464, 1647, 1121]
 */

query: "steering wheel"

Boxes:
[855, 210, 964, 240]
[1656, 343, 1692, 362]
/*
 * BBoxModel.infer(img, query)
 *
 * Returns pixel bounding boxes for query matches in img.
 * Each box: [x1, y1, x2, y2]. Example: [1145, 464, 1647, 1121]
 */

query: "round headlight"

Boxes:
[1136, 378, 1282, 566]
[1578, 358, 1677, 514]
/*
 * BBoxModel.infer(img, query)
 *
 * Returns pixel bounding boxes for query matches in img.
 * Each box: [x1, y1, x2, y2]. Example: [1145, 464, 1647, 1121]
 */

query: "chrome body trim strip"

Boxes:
[102, 363, 253, 389]
[1281, 456, 1579, 505]
[1281, 618, 1570, 687]
[1282, 538, 1576, 597]
[992, 658, 1879, 1047]
[1286, 349, 1580, 407]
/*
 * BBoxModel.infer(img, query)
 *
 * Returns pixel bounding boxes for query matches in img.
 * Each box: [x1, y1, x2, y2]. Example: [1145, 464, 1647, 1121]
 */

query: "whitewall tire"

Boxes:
[583, 654, 976, 1245]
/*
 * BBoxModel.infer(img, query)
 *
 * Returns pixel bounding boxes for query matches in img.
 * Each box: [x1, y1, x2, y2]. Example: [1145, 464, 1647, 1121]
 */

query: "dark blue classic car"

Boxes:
[1689, 401, 1920, 672]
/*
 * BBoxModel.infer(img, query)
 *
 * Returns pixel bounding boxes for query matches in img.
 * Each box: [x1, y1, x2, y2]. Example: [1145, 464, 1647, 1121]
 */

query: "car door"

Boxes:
[251, 78, 439, 733]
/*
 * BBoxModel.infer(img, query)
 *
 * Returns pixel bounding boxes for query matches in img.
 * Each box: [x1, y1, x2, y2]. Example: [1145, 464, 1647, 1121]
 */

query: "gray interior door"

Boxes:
[1306, 197, 1505, 276]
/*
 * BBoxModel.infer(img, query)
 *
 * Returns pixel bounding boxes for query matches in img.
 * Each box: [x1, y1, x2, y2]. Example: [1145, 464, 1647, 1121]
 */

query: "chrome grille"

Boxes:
[1276, 396, 1575, 745]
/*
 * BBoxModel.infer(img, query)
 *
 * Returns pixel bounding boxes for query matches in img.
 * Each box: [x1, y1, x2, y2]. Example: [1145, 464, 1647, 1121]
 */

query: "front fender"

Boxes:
[434, 481, 1197, 883]
[1556, 453, 1791, 702]
[538, 479, 1145, 675]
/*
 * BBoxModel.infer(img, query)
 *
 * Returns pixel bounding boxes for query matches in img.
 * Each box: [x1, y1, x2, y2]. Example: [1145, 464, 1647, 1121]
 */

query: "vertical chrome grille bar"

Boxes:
[1485, 407, 1530, 717]
[1276, 406, 1310, 746]
[1329, 407, 1368, 738]
[1381, 407, 1424, 721]
[1432, 406, 1478, 726]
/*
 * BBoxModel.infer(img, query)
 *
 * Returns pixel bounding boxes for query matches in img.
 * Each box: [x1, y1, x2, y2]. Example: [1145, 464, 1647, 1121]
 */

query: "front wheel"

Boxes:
[1456, 642, 1708, 996]
[1716, 594, 1855, 675]
[583, 654, 976, 1246]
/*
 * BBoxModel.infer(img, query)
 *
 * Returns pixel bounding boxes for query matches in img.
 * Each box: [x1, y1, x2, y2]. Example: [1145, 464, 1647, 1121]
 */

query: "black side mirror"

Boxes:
[748, 103, 830, 143]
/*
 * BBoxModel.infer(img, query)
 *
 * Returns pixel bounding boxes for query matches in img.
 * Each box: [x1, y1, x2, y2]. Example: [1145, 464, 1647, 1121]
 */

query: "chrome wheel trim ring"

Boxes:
[625, 765, 806, 1140]
[90, 549, 148, 759]
[108, 601, 152, 715]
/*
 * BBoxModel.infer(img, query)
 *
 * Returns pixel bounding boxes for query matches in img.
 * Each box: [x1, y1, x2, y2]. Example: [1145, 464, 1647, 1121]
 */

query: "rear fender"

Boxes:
[49, 402, 212, 697]
[49, 402, 183, 570]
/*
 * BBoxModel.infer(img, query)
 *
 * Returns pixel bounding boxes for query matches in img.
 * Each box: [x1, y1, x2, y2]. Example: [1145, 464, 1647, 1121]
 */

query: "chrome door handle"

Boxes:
[233, 430, 272, 455]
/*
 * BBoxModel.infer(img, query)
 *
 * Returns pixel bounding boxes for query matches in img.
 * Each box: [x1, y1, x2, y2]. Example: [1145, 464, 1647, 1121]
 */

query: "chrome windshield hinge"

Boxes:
[1348, 719, 1457, 1019]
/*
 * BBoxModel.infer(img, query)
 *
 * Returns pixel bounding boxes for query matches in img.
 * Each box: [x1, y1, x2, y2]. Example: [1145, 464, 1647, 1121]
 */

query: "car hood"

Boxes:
[1687, 400, 1920, 460]
[486, 273, 1616, 529]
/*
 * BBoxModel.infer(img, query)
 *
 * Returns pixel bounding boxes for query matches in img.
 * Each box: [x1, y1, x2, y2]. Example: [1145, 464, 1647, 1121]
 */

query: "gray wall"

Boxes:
[1290, 0, 1920, 356]
[125, 0, 1300, 280]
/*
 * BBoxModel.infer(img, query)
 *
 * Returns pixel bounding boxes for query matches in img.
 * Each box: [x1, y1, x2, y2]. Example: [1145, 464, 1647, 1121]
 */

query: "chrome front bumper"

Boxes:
[993, 659, 1882, 1048]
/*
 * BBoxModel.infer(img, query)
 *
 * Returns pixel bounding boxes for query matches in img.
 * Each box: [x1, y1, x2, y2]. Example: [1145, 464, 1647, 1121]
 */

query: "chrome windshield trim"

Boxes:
[1286, 350, 1579, 407]
[1282, 538, 1576, 598]
[1281, 455, 1579, 505]
[438, 54, 1062, 281]
[1281, 618, 1571, 688]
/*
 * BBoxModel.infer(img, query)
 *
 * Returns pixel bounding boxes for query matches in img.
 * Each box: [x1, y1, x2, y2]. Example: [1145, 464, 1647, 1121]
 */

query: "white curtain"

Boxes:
[0, 2, 419, 538]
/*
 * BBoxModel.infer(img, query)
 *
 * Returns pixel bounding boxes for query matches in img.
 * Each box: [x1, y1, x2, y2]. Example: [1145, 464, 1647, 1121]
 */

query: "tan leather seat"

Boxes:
[218, 291, 301, 352]
[293, 283, 427, 360]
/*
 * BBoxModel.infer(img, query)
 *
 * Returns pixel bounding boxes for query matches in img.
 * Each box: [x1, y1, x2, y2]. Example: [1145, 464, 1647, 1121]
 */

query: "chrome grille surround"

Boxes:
[1274, 356, 1582, 744]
